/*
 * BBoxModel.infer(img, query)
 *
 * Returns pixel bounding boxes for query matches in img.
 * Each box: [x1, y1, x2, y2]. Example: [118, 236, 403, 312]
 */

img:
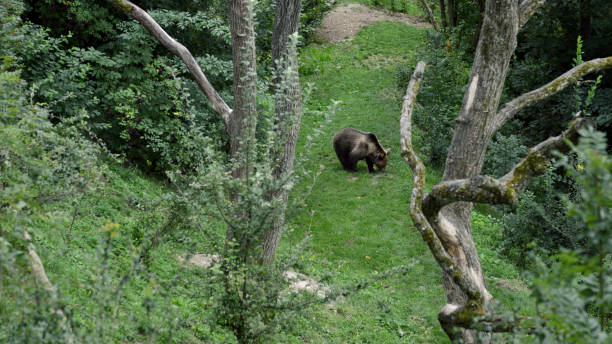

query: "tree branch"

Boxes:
[400, 62, 484, 302]
[499, 117, 591, 195]
[518, 0, 546, 28]
[421, 117, 591, 218]
[495, 57, 612, 131]
[423, 176, 512, 218]
[400, 62, 594, 337]
[105, 0, 232, 127]
[24, 230, 74, 343]
[419, 0, 440, 31]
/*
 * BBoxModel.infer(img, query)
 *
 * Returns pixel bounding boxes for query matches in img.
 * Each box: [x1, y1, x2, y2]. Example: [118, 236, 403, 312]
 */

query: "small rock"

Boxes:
[178, 253, 220, 268]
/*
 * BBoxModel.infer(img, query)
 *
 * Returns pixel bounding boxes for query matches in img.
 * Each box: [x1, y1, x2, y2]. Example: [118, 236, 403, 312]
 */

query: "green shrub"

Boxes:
[20, 1, 232, 173]
[483, 131, 528, 178]
[519, 127, 612, 341]
[396, 31, 470, 167]
[499, 168, 581, 267]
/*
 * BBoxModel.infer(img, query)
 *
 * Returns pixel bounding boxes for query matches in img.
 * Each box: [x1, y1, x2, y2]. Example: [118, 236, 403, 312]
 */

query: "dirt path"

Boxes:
[316, 3, 431, 42]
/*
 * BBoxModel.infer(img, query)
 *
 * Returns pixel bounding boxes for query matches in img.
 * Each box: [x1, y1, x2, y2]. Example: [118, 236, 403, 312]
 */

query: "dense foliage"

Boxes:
[3, 0, 612, 342]
[396, 31, 471, 168]
[19, 0, 330, 173]
[507, 128, 612, 343]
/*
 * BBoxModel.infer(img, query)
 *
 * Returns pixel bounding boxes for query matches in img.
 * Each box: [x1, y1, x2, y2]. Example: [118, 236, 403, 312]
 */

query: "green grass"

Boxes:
[7, 19, 535, 344]
[277, 21, 535, 343]
[26, 162, 230, 342]
[343, 0, 425, 17]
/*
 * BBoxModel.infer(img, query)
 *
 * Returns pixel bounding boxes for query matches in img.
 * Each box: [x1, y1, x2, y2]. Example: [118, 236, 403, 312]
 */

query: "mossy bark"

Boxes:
[400, 1, 610, 340]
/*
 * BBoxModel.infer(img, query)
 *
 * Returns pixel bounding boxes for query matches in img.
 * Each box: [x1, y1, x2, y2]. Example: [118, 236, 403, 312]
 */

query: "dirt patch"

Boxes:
[316, 3, 431, 43]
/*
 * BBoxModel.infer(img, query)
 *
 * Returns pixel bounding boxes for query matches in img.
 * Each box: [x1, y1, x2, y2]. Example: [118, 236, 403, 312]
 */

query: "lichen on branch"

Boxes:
[495, 57, 612, 131]
[399, 61, 483, 302]
[398, 58, 595, 339]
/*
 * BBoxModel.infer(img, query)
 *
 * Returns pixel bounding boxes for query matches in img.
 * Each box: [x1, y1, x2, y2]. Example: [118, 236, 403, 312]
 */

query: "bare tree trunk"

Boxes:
[228, 0, 257, 160]
[470, 0, 485, 51]
[398, 0, 610, 342]
[439, 0, 519, 341]
[580, 0, 591, 40]
[448, 0, 456, 27]
[439, 0, 447, 28]
[263, 0, 303, 264]
[225, 0, 258, 244]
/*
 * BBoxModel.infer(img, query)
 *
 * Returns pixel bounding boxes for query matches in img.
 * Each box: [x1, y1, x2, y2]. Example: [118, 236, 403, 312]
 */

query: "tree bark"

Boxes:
[399, 0, 612, 341]
[439, 0, 447, 28]
[447, 0, 456, 27]
[420, 0, 440, 31]
[223, 0, 258, 245]
[228, 0, 257, 160]
[262, 0, 303, 264]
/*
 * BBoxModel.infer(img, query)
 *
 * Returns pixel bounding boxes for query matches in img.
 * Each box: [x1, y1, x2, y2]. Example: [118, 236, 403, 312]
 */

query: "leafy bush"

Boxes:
[518, 127, 612, 342]
[20, 1, 232, 173]
[499, 172, 582, 267]
[396, 31, 471, 167]
[1, 3, 105, 341]
[483, 131, 528, 178]
[362, 0, 423, 16]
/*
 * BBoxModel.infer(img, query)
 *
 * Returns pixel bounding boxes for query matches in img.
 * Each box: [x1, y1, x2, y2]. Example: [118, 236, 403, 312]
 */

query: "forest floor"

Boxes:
[283, 3, 533, 342]
[315, 2, 431, 42]
[17, 3, 535, 343]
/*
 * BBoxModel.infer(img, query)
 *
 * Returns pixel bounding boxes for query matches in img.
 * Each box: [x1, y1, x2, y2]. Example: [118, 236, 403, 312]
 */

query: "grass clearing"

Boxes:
[7, 18, 535, 344]
[344, 0, 425, 17]
[280, 21, 534, 342]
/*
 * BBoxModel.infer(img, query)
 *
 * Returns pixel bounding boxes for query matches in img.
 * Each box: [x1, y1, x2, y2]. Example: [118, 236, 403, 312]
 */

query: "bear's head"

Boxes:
[375, 149, 390, 171]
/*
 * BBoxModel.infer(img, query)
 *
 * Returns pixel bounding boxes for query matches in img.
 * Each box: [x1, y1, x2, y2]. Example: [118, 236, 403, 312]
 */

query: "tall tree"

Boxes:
[399, 0, 612, 342]
[439, 0, 447, 28]
[263, 0, 303, 264]
[104, 0, 303, 263]
[448, 0, 456, 27]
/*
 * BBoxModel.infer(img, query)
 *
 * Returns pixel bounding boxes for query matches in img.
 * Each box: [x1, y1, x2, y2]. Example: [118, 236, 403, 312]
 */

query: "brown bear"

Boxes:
[332, 128, 390, 173]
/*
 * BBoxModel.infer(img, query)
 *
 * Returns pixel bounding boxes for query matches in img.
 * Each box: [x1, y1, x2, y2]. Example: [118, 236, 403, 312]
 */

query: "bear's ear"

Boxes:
[385, 149, 391, 155]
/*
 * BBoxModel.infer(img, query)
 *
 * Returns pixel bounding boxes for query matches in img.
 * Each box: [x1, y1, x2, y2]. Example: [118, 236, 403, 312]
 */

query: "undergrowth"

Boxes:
[1, 12, 536, 344]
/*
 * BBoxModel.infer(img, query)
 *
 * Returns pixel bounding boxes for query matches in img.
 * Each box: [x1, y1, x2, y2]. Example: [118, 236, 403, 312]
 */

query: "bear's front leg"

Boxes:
[366, 157, 375, 173]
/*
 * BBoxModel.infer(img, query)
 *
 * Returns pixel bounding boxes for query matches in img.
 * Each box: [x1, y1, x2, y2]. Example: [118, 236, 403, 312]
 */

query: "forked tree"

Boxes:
[400, 0, 612, 342]
[105, 0, 302, 263]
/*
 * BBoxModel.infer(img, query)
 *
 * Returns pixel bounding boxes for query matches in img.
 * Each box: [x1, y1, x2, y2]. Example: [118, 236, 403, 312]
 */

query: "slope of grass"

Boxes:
[279, 21, 534, 343]
[345, 0, 425, 17]
[19, 161, 231, 343]
[4, 19, 535, 344]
